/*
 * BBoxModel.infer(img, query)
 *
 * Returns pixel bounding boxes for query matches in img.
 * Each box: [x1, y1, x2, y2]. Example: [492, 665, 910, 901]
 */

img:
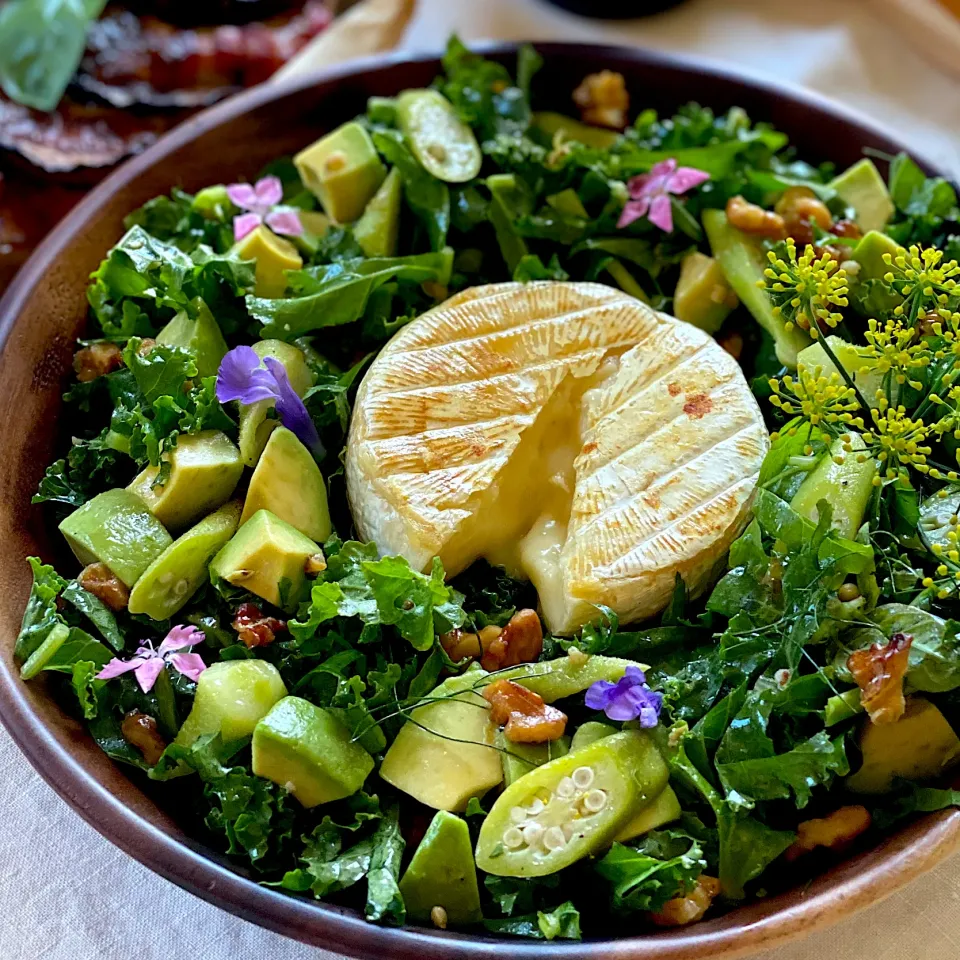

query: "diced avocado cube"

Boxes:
[294, 121, 386, 224]
[176, 659, 287, 747]
[797, 336, 885, 406]
[252, 696, 374, 807]
[673, 251, 739, 334]
[128, 430, 243, 532]
[209, 509, 318, 611]
[790, 433, 876, 539]
[240, 427, 331, 543]
[847, 697, 960, 794]
[829, 158, 894, 234]
[291, 210, 331, 257]
[849, 229, 903, 318]
[498, 731, 570, 786]
[237, 339, 315, 467]
[399, 811, 483, 926]
[615, 786, 682, 842]
[379, 668, 502, 812]
[156, 301, 228, 379]
[128, 501, 241, 620]
[533, 111, 619, 149]
[232, 224, 303, 299]
[59, 489, 172, 588]
[353, 167, 402, 258]
[703, 208, 812, 367]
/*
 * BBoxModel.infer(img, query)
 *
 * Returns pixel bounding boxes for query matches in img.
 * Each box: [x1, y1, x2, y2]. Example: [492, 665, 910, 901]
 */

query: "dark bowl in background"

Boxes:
[0, 42, 957, 960]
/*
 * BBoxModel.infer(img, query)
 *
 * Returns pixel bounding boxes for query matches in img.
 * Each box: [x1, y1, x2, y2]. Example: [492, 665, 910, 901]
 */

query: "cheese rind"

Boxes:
[346, 281, 769, 634]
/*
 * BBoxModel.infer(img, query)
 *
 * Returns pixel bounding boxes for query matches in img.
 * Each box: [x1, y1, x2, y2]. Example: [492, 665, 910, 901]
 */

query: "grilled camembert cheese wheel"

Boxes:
[346, 282, 769, 634]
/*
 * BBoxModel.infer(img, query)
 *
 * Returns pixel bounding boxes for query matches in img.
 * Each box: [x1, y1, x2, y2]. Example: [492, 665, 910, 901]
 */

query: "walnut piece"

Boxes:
[480, 608, 543, 672]
[784, 805, 872, 862]
[572, 70, 629, 130]
[648, 875, 722, 927]
[847, 633, 913, 724]
[482, 678, 567, 743]
[304, 551, 327, 577]
[77, 562, 129, 611]
[121, 711, 167, 766]
[232, 602, 287, 649]
[726, 195, 786, 241]
[73, 341, 122, 382]
[440, 628, 483, 662]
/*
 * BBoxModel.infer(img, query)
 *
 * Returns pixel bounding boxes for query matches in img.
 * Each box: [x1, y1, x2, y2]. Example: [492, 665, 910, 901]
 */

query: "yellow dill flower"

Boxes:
[882, 244, 960, 323]
[763, 238, 849, 336]
[861, 316, 930, 387]
[768, 363, 864, 433]
[862, 405, 933, 480]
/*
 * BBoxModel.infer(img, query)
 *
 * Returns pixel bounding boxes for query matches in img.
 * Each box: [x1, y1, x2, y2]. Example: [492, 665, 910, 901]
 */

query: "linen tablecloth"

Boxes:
[5, 1, 960, 957]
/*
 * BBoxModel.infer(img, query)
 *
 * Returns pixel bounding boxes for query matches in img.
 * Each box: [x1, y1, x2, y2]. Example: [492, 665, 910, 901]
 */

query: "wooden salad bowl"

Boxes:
[0, 42, 956, 960]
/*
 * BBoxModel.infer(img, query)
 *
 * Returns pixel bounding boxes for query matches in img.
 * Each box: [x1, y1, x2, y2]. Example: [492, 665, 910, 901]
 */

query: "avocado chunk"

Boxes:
[790, 432, 876, 539]
[533, 111, 619, 149]
[399, 811, 483, 926]
[59, 489, 172, 588]
[570, 720, 618, 752]
[703, 208, 812, 368]
[379, 668, 502, 812]
[176, 658, 287, 747]
[252, 696, 374, 807]
[209, 509, 318, 611]
[291, 209, 331, 257]
[499, 653, 638, 703]
[156, 301, 228, 379]
[849, 229, 903, 318]
[128, 430, 243, 532]
[846, 697, 960, 794]
[673, 251, 739, 334]
[233, 224, 303, 299]
[498, 731, 570, 786]
[237, 339, 315, 467]
[294, 121, 386, 224]
[353, 167, 402, 258]
[829, 158, 894, 234]
[797, 335, 885, 406]
[129, 501, 241, 620]
[615, 786, 683, 842]
[240, 427, 331, 543]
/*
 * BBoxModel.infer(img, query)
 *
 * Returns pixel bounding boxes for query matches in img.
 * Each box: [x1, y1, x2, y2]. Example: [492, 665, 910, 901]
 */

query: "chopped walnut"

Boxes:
[73, 342, 122, 383]
[440, 628, 483, 662]
[847, 633, 913, 724]
[483, 678, 567, 743]
[648, 875, 722, 927]
[480, 608, 543, 672]
[422, 280, 449, 301]
[304, 552, 327, 577]
[572, 70, 629, 130]
[784, 805, 872, 862]
[137, 337, 158, 356]
[832, 219, 862, 240]
[232, 602, 287, 649]
[77, 562, 129, 611]
[726, 196, 786, 241]
[776, 186, 834, 244]
[121, 711, 167, 766]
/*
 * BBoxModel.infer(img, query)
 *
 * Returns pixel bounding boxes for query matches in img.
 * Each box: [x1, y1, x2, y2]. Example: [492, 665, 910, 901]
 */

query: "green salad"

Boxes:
[18, 38, 960, 939]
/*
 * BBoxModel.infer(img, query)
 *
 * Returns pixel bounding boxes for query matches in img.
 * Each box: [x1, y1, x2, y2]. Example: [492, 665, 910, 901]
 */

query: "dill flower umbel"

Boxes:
[861, 316, 930, 388]
[762, 239, 849, 335]
[862, 404, 933, 481]
[768, 364, 864, 437]
[882, 244, 960, 323]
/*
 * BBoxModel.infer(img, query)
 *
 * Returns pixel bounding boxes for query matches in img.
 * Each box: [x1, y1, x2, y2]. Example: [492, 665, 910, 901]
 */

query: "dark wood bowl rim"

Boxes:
[0, 41, 957, 960]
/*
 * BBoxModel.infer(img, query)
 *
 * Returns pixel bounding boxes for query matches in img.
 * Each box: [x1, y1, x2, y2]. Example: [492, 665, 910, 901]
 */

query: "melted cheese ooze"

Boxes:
[346, 282, 769, 634]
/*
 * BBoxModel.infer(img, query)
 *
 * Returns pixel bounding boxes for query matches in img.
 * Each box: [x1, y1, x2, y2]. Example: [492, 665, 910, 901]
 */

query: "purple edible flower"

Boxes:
[227, 175, 303, 242]
[617, 159, 710, 233]
[96, 625, 207, 693]
[585, 665, 663, 727]
[216, 345, 323, 456]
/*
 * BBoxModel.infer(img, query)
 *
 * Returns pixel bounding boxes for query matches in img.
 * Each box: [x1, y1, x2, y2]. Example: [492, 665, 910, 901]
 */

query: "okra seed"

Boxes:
[582, 789, 607, 814]
[527, 797, 545, 815]
[572, 766, 595, 789]
[427, 143, 448, 162]
[522, 822, 544, 846]
[556, 777, 576, 799]
[503, 827, 525, 849]
[509, 806, 528, 825]
[543, 827, 567, 851]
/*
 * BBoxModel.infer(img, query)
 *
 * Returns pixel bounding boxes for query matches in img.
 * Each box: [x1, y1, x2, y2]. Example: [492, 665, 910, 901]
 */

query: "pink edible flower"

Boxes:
[96, 625, 207, 693]
[617, 159, 710, 233]
[227, 175, 303, 242]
